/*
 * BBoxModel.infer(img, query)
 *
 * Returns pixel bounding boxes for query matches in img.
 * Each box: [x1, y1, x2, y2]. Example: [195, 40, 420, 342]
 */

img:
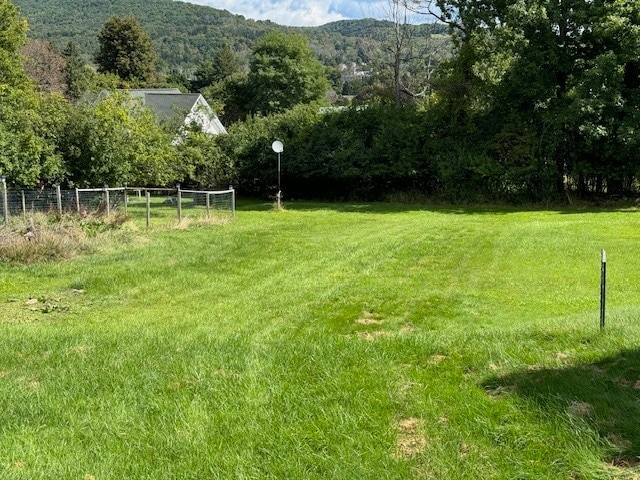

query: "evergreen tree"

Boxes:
[63, 41, 89, 100]
[191, 43, 238, 92]
[214, 43, 238, 81]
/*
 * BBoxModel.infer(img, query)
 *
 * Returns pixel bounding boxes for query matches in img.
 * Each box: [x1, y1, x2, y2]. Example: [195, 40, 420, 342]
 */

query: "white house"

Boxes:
[127, 88, 227, 137]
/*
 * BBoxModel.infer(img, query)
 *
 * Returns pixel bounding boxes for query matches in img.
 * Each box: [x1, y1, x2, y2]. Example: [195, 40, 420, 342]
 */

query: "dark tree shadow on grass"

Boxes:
[236, 198, 639, 215]
[482, 348, 640, 467]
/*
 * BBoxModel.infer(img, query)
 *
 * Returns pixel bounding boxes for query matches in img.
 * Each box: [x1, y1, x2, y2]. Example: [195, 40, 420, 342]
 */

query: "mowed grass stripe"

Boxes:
[1, 203, 640, 478]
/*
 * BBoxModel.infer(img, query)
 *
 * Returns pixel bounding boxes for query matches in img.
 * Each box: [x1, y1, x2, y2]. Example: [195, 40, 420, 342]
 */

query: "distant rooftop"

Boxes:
[80, 89, 226, 135]
[138, 93, 203, 125]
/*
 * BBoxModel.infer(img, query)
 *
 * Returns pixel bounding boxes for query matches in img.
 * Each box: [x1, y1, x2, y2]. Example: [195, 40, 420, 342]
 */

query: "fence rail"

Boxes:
[0, 180, 235, 227]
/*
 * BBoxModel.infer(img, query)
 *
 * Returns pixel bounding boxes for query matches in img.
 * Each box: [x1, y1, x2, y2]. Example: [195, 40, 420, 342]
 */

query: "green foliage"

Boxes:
[225, 104, 431, 200]
[291, 105, 429, 199]
[62, 41, 91, 100]
[0, 86, 65, 187]
[60, 92, 177, 187]
[95, 15, 157, 83]
[190, 43, 238, 93]
[201, 72, 250, 124]
[425, 0, 640, 200]
[247, 31, 330, 115]
[319, 19, 448, 38]
[0, 1, 65, 187]
[6, 0, 639, 202]
[174, 130, 236, 189]
[0, 0, 29, 87]
[0, 2, 230, 191]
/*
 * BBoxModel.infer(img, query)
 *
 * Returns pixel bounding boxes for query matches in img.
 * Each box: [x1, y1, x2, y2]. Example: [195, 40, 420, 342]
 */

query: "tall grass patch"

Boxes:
[0, 213, 128, 264]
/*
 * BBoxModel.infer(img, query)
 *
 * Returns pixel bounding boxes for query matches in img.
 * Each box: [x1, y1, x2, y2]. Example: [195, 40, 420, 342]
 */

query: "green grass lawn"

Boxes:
[1, 201, 640, 479]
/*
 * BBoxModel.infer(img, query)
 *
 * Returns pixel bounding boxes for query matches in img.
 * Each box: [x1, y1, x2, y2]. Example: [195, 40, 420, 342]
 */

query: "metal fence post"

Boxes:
[56, 185, 62, 215]
[104, 185, 110, 218]
[21, 191, 26, 218]
[75, 188, 80, 213]
[1, 176, 8, 225]
[177, 184, 182, 222]
[230, 186, 236, 219]
[124, 184, 128, 216]
[146, 190, 151, 228]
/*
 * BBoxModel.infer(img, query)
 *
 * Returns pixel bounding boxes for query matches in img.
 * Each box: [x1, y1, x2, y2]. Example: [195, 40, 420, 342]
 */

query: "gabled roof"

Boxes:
[140, 93, 202, 125]
[79, 89, 227, 136]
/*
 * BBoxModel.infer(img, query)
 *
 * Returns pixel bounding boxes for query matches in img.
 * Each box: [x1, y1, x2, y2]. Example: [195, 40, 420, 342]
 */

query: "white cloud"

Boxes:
[177, 0, 438, 27]
[180, 0, 378, 26]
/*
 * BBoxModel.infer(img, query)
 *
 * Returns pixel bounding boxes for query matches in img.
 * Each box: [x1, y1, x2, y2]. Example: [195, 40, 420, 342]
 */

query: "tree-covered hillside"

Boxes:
[12, 0, 450, 72]
[13, 0, 273, 69]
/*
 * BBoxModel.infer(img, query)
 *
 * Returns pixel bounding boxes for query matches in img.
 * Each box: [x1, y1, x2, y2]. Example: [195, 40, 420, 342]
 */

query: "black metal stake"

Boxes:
[600, 249, 607, 331]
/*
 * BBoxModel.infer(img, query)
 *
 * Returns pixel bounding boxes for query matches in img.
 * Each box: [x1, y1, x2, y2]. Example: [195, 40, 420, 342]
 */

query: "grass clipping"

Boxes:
[0, 213, 126, 264]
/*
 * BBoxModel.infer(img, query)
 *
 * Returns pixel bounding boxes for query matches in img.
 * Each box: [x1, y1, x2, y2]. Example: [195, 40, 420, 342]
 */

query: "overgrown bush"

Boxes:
[60, 92, 179, 187]
[174, 130, 236, 189]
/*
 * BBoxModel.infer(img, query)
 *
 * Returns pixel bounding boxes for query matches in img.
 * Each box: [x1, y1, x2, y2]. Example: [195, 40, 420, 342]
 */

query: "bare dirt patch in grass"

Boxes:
[429, 354, 448, 364]
[567, 400, 593, 417]
[400, 323, 415, 334]
[356, 310, 384, 325]
[610, 456, 640, 468]
[396, 417, 427, 458]
[357, 331, 392, 341]
[356, 318, 384, 326]
[605, 456, 640, 479]
[397, 381, 420, 398]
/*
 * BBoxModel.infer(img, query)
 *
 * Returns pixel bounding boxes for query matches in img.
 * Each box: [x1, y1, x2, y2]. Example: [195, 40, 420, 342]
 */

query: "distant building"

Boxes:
[339, 62, 371, 82]
[81, 88, 227, 139]
[127, 89, 227, 137]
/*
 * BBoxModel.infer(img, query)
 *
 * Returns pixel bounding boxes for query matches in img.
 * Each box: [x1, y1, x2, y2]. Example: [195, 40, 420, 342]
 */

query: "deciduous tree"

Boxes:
[0, 0, 29, 87]
[0, 0, 65, 187]
[95, 15, 157, 83]
[20, 39, 67, 94]
[61, 92, 177, 187]
[424, 0, 640, 198]
[247, 31, 329, 115]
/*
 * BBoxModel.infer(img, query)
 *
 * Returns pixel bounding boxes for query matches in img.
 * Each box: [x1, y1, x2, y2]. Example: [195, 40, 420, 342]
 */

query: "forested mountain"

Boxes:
[12, 0, 450, 72]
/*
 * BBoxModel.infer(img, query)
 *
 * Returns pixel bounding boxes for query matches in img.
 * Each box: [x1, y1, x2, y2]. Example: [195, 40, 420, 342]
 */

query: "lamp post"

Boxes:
[271, 140, 284, 209]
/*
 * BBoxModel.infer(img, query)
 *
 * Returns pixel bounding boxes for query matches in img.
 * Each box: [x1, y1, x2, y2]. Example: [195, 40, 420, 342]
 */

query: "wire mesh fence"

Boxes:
[0, 181, 235, 227]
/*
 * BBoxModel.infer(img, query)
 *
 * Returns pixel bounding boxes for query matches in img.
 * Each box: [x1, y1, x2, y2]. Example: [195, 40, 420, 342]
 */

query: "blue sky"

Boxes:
[181, 0, 385, 27]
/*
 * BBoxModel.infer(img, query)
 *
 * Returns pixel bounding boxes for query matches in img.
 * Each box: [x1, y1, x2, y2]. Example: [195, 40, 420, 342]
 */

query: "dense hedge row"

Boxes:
[219, 104, 546, 202]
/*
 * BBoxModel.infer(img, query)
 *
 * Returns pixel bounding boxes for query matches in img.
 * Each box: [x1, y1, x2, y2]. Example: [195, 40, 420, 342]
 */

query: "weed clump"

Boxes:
[0, 213, 126, 264]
